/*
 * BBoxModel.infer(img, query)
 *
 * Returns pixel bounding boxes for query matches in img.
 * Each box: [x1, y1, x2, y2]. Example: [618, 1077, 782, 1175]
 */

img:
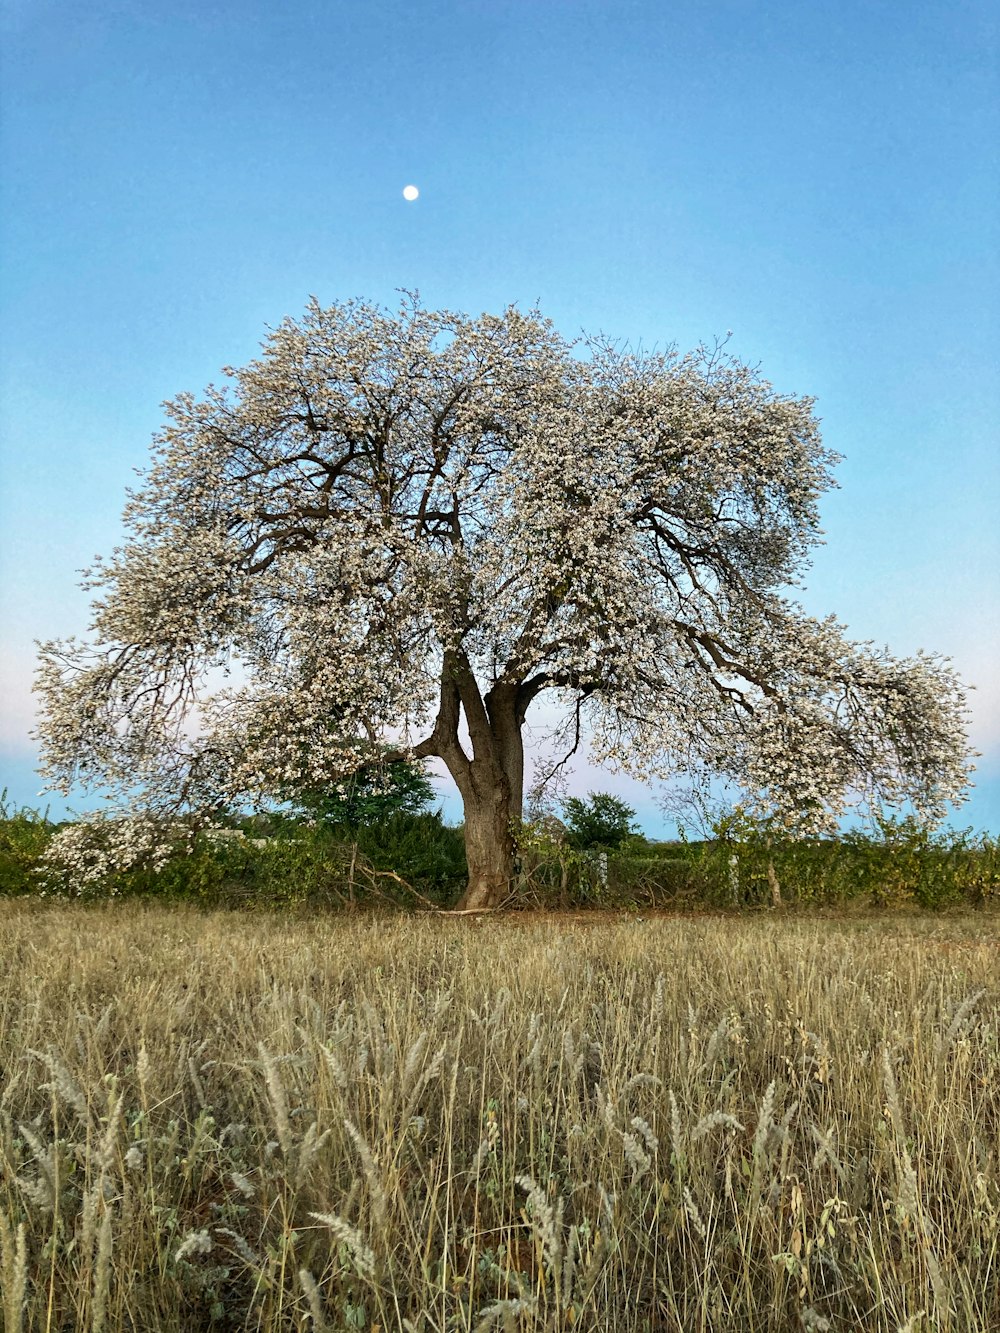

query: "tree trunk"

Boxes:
[765, 836, 782, 907]
[455, 774, 516, 910]
[766, 858, 782, 907]
[429, 662, 526, 911]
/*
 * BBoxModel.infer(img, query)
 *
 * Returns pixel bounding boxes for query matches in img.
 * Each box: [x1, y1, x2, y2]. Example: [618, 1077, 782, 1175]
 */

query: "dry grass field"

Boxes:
[1, 903, 998, 1332]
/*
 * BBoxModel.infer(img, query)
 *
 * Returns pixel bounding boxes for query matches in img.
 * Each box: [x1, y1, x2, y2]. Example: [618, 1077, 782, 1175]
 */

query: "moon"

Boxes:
[402, 184, 419, 201]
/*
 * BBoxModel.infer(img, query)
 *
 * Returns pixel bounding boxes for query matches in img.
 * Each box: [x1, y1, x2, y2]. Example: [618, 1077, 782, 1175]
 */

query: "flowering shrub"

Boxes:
[39, 812, 197, 896]
[11, 808, 464, 906]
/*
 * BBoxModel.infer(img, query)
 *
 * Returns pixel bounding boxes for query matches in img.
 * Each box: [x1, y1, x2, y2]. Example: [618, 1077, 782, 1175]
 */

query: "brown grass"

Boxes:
[1, 901, 998, 1331]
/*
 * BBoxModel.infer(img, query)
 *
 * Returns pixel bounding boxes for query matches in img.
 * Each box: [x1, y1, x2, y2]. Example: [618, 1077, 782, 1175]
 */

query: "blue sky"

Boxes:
[1, 0, 997, 833]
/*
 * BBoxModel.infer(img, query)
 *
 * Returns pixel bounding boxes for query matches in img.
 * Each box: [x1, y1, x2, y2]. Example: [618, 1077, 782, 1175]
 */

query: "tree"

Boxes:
[563, 793, 639, 851]
[280, 744, 437, 828]
[35, 296, 973, 909]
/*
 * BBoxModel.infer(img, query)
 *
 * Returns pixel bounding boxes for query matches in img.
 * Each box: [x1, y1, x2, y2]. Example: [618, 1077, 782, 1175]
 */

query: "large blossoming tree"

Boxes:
[36, 296, 972, 908]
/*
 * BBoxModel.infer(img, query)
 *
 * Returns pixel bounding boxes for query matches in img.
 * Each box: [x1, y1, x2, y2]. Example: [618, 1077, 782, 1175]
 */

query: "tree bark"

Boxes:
[455, 771, 517, 910]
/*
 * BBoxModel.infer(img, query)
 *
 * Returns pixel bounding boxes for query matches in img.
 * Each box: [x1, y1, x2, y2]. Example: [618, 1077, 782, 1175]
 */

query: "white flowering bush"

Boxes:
[39, 812, 195, 895]
[34, 297, 974, 908]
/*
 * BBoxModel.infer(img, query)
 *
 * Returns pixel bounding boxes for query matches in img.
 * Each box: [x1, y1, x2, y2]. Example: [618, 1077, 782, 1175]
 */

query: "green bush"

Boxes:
[110, 833, 243, 904]
[8, 785, 997, 912]
[0, 792, 55, 894]
[839, 815, 1000, 908]
[349, 810, 467, 901]
[563, 792, 639, 850]
[606, 842, 703, 904]
[285, 755, 438, 827]
[666, 810, 1000, 909]
[512, 802, 1000, 912]
[110, 811, 467, 908]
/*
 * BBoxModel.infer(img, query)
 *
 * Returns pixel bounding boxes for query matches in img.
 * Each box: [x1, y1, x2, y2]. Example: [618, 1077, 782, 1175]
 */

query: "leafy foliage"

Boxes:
[347, 811, 467, 900]
[285, 754, 437, 828]
[668, 809, 1000, 909]
[33, 812, 465, 907]
[0, 792, 55, 895]
[3, 790, 996, 910]
[562, 792, 639, 850]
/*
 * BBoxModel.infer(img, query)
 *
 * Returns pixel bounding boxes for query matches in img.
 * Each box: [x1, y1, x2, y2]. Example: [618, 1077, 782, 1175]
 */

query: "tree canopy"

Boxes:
[563, 793, 640, 851]
[286, 750, 436, 828]
[36, 295, 973, 907]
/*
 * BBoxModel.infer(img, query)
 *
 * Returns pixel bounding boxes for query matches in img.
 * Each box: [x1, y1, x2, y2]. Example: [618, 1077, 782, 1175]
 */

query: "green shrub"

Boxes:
[0, 792, 55, 894]
[667, 810, 1000, 910]
[606, 842, 703, 904]
[840, 815, 1000, 907]
[562, 792, 639, 850]
[111, 834, 240, 903]
[13, 786, 998, 912]
[346, 810, 467, 902]
[106, 810, 467, 908]
[285, 755, 438, 827]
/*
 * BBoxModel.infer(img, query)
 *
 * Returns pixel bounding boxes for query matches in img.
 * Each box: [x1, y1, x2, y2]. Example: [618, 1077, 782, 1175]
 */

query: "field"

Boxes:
[1, 904, 998, 1332]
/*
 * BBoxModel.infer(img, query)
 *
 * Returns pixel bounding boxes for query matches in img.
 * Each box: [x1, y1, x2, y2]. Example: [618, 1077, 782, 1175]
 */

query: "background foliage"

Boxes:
[3, 789, 996, 910]
[282, 753, 439, 829]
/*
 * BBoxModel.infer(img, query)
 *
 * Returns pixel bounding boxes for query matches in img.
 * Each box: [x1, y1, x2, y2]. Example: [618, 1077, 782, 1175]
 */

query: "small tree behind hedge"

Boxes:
[287, 754, 437, 828]
[563, 793, 640, 851]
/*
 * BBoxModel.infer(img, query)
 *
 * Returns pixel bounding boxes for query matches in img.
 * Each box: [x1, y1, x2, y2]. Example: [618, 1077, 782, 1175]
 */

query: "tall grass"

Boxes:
[2, 903, 998, 1331]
